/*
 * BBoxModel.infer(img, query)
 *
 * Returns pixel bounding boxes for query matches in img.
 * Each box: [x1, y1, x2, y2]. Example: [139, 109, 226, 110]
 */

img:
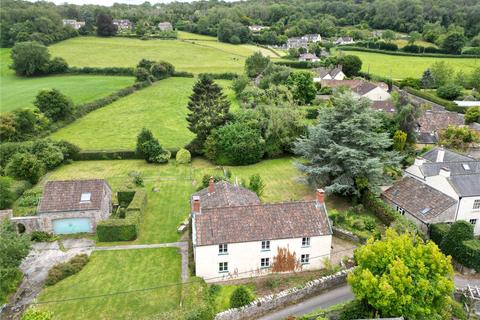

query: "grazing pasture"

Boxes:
[37, 248, 182, 320]
[339, 49, 479, 79]
[49, 36, 277, 74]
[49, 77, 237, 151]
[0, 48, 134, 112]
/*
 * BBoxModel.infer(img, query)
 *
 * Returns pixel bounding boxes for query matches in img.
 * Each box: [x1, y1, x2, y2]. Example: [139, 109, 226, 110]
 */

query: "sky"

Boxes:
[29, 0, 236, 5]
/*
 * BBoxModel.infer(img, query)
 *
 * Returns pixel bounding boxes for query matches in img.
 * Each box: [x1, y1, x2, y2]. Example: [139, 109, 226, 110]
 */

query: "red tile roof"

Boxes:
[193, 181, 260, 209]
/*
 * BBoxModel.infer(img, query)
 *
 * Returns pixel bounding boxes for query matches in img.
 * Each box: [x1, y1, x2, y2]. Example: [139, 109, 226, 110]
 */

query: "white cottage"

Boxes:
[191, 180, 333, 282]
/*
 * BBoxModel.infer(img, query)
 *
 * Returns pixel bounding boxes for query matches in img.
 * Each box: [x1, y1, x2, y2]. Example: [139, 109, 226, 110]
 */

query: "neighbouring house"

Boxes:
[313, 65, 345, 82]
[335, 36, 354, 45]
[191, 179, 333, 281]
[249, 25, 269, 33]
[299, 53, 320, 62]
[454, 101, 480, 108]
[384, 147, 480, 234]
[9, 179, 112, 235]
[62, 19, 85, 30]
[372, 30, 383, 38]
[370, 100, 396, 113]
[416, 110, 466, 145]
[302, 34, 322, 43]
[320, 80, 391, 102]
[287, 37, 309, 49]
[113, 19, 132, 30]
[158, 21, 173, 31]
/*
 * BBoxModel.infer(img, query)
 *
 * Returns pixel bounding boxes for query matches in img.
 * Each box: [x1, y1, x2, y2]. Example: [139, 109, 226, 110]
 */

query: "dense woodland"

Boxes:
[1, 0, 480, 48]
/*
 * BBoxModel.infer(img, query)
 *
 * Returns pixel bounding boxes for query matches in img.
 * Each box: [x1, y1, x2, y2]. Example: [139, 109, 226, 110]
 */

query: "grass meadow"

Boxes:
[37, 248, 182, 320]
[339, 49, 479, 79]
[49, 77, 237, 151]
[0, 48, 135, 112]
[49, 35, 278, 74]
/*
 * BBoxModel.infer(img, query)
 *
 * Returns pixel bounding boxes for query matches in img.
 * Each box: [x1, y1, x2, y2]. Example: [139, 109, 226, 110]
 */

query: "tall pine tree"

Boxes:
[186, 75, 230, 154]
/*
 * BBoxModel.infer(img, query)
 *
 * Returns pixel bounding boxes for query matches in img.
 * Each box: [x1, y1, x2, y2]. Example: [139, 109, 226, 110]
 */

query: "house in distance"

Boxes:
[191, 178, 333, 281]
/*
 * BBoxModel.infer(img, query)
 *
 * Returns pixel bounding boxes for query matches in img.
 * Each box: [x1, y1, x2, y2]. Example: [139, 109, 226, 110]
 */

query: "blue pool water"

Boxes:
[52, 218, 92, 234]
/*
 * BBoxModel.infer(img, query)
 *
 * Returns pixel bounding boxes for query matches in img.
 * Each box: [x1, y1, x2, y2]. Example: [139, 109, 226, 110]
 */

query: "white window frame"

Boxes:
[218, 243, 228, 255]
[300, 254, 310, 265]
[396, 205, 405, 215]
[260, 257, 270, 268]
[261, 240, 270, 251]
[219, 262, 228, 273]
[473, 200, 480, 211]
[470, 219, 478, 226]
[80, 192, 91, 202]
[302, 237, 310, 247]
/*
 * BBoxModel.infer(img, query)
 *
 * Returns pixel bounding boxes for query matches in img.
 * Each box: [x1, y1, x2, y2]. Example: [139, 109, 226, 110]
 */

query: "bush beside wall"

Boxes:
[460, 240, 480, 272]
[429, 223, 451, 246]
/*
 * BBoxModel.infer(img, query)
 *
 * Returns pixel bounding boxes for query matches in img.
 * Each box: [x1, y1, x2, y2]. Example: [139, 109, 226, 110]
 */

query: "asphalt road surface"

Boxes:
[256, 284, 353, 320]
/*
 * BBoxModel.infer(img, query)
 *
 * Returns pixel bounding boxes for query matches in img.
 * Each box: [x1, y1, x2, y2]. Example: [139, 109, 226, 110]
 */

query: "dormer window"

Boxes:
[80, 192, 91, 203]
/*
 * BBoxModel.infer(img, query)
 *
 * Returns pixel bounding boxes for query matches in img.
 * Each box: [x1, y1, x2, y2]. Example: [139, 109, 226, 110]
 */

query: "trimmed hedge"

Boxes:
[429, 223, 450, 246]
[118, 191, 135, 207]
[197, 72, 238, 80]
[45, 254, 89, 286]
[74, 148, 178, 161]
[273, 60, 323, 69]
[173, 71, 194, 78]
[97, 189, 147, 242]
[460, 240, 480, 272]
[338, 46, 480, 58]
[68, 66, 135, 76]
[403, 87, 464, 113]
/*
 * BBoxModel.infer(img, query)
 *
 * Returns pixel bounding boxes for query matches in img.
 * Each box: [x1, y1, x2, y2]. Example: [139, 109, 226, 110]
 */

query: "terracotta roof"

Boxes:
[417, 110, 464, 134]
[193, 181, 260, 210]
[38, 179, 110, 213]
[382, 177, 457, 223]
[195, 201, 332, 246]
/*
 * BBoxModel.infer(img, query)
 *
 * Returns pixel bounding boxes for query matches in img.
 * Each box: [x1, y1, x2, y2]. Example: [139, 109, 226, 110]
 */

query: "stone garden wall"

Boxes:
[332, 226, 361, 243]
[214, 268, 354, 320]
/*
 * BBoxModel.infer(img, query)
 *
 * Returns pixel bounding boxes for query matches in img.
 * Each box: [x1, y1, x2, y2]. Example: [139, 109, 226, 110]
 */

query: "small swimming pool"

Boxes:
[53, 218, 92, 234]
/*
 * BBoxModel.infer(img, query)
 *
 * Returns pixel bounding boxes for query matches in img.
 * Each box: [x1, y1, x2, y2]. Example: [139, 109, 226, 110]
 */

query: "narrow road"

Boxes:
[256, 285, 354, 320]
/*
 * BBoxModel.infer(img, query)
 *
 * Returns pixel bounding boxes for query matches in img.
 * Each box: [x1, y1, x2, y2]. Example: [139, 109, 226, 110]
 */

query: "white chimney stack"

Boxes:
[436, 147, 445, 163]
[439, 167, 451, 178]
[414, 157, 425, 166]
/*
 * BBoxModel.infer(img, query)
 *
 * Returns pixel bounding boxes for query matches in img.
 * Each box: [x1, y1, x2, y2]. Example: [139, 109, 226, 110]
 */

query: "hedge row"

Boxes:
[173, 71, 194, 78]
[198, 72, 239, 80]
[74, 148, 179, 161]
[117, 34, 177, 40]
[273, 60, 323, 69]
[118, 191, 135, 207]
[461, 240, 480, 271]
[67, 66, 135, 76]
[429, 223, 450, 246]
[97, 189, 147, 242]
[338, 46, 480, 58]
[402, 87, 464, 113]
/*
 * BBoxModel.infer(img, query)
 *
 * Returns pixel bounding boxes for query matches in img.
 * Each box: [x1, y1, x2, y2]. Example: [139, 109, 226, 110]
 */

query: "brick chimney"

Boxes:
[316, 189, 325, 206]
[208, 176, 214, 194]
[192, 195, 201, 214]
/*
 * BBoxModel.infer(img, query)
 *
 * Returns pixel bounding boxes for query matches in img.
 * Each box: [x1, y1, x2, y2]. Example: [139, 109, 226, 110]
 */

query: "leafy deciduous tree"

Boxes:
[34, 89, 73, 122]
[245, 52, 270, 78]
[10, 41, 50, 76]
[96, 13, 117, 37]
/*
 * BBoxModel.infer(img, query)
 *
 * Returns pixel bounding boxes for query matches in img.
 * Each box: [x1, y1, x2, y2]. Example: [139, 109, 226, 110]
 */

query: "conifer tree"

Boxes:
[186, 75, 230, 153]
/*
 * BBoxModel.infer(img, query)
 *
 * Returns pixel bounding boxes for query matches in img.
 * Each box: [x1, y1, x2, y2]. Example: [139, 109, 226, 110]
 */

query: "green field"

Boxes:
[340, 50, 479, 79]
[38, 248, 182, 320]
[49, 36, 277, 74]
[49, 77, 236, 151]
[0, 48, 134, 112]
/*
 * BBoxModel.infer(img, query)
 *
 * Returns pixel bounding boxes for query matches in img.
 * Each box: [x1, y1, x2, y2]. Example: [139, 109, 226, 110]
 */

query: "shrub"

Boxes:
[441, 220, 474, 257]
[248, 174, 265, 197]
[229, 286, 254, 308]
[399, 77, 421, 90]
[378, 42, 398, 51]
[45, 254, 89, 286]
[34, 89, 74, 121]
[134, 67, 151, 82]
[185, 305, 214, 320]
[305, 107, 319, 119]
[465, 106, 480, 124]
[339, 299, 373, 320]
[21, 308, 52, 320]
[403, 44, 421, 53]
[176, 148, 191, 164]
[337, 55, 362, 77]
[6, 153, 45, 184]
[133, 175, 144, 187]
[17, 191, 41, 208]
[363, 216, 376, 232]
[31, 231, 56, 242]
[199, 175, 228, 190]
[437, 84, 463, 100]
[0, 177, 14, 210]
[11, 41, 50, 76]
[459, 239, 480, 272]
[137, 58, 155, 70]
[150, 61, 175, 80]
[136, 128, 170, 163]
[47, 57, 68, 74]
[429, 223, 451, 246]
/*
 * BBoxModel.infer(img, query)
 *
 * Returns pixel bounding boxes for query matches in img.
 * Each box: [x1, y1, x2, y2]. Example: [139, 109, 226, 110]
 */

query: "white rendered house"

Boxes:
[191, 180, 333, 282]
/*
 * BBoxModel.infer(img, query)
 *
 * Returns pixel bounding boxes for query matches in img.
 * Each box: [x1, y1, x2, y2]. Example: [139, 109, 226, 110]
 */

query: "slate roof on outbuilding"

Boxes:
[38, 179, 111, 213]
[422, 147, 474, 163]
[192, 181, 260, 210]
[382, 177, 457, 223]
[195, 201, 332, 246]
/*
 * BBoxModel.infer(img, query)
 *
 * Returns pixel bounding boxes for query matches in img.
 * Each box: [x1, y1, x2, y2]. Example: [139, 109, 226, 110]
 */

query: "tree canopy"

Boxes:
[348, 229, 454, 319]
[294, 92, 400, 196]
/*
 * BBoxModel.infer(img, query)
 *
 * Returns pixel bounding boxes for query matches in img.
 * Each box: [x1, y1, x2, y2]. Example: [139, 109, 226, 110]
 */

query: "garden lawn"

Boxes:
[0, 48, 134, 112]
[37, 248, 181, 320]
[49, 36, 271, 74]
[50, 77, 236, 151]
[338, 50, 479, 79]
[26, 156, 313, 244]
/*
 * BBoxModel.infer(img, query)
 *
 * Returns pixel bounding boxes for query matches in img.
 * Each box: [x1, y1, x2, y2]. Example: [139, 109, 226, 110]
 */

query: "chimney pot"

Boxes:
[316, 189, 325, 205]
[192, 195, 201, 214]
[208, 176, 214, 194]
